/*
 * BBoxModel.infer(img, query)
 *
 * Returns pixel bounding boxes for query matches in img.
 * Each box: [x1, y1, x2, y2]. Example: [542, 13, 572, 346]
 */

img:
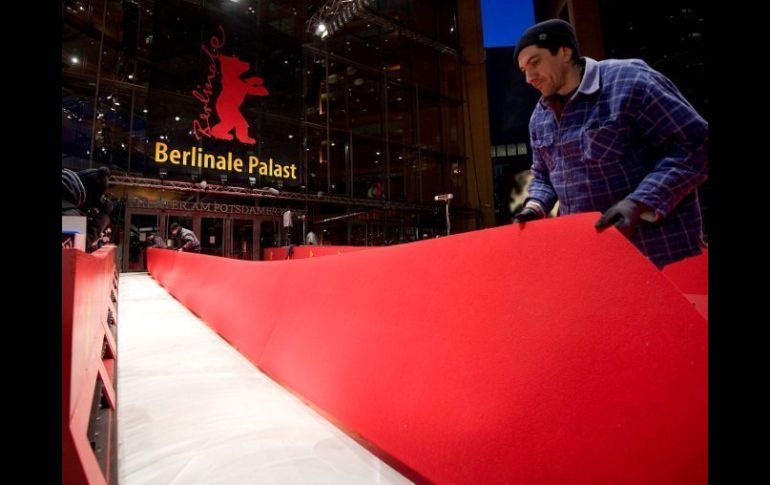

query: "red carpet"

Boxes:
[148, 213, 707, 483]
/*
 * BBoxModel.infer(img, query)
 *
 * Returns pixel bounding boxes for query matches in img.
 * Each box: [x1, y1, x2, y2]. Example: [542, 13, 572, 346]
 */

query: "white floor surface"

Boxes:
[117, 272, 409, 485]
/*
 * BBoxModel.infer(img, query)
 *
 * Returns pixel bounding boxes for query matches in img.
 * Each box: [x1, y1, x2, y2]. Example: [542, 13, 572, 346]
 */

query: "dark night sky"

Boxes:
[481, 0, 535, 48]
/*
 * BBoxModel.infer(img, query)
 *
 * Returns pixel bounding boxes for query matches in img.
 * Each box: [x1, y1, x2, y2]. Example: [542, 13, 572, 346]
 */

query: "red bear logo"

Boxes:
[211, 55, 269, 145]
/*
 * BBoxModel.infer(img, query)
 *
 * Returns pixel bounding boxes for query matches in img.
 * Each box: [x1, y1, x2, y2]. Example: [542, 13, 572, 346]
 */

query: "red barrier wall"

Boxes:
[63, 246, 118, 485]
[262, 245, 368, 260]
[661, 248, 708, 294]
[662, 249, 708, 319]
[148, 213, 707, 484]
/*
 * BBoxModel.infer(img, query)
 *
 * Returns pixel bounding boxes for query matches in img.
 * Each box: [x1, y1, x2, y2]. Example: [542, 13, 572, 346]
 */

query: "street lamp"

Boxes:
[434, 193, 453, 236]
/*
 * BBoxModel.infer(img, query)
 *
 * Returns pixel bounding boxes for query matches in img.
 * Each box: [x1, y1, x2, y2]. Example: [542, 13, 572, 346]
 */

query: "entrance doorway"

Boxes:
[123, 210, 270, 271]
[201, 217, 224, 257]
[231, 219, 254, 260]
[125, 213, 160, 271]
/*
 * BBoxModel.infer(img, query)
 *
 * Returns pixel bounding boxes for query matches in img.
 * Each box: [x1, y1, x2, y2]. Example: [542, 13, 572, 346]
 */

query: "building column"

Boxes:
[457, 0, 495, 230]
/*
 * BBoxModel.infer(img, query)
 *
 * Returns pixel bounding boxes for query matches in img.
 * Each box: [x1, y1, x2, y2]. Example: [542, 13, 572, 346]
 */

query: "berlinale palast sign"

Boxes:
[153, 25, 298, 183]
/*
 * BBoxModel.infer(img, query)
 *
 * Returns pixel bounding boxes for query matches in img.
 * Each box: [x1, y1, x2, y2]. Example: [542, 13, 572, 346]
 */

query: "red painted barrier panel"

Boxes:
[262, 245, 368, 261]
[661, 248, 708, 294]
[662, 249, 708, 319]
[148, 213, 707, 484]
[150, 251, 283, 365]
[63, 246, 119, 485]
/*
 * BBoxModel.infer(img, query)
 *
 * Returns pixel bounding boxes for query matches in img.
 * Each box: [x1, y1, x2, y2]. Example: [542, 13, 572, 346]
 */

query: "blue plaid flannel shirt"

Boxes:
[527, 57, 708, 268]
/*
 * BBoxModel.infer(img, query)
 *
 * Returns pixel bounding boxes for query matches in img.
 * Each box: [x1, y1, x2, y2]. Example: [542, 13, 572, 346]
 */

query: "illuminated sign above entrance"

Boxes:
[154, 142, 297, 180]
[192, 26, 269, 145]
[151, 25, 298, 184]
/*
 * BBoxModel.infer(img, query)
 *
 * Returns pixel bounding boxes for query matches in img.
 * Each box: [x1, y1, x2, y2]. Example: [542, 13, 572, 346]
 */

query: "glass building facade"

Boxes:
[63, 0, 493, 268]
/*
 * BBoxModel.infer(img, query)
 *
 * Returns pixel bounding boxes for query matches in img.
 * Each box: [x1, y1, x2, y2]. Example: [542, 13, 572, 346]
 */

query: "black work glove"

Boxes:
[595, 199, 655, 237]
[512, 206, 543, 223]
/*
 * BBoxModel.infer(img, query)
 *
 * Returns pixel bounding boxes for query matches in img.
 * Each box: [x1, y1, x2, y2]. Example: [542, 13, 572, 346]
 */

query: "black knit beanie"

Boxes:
[514, 19, 579, 63]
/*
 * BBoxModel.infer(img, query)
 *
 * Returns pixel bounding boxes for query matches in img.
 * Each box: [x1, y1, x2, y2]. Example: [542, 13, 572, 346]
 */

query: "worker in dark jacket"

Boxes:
[62, 168, 86, 215]
[62, 166, 115, 252]
[146, 233, 167, 249]
[170, 223, 201, 252]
